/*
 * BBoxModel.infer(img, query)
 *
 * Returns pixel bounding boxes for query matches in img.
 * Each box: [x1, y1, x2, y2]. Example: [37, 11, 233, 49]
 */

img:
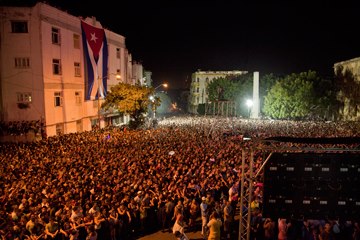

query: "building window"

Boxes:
[197, 77, 199, 83]
[75, 91, 82, 104]
[52, 27, 61, 44]
[53, 59, 62, 75]
[116, 69, 121, 80]
[116, 48, 120, 58]
[15, 57, 30, 68]
[56, 123, 64, 135]
[74, 62, 81, 77]
[196, 87, 199, 93]
[73, 34, 80, 49]
[11, 21, 28, 33]
[17, 92, 32, 103]
[54, 92, 63, 107]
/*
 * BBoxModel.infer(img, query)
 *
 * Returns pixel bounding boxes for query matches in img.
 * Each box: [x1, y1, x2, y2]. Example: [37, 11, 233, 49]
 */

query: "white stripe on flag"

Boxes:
[87, 42, 106, 100]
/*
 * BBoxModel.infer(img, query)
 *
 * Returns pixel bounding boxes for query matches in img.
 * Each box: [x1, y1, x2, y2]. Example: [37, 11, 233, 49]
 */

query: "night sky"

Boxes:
[5, 0, 360, 88]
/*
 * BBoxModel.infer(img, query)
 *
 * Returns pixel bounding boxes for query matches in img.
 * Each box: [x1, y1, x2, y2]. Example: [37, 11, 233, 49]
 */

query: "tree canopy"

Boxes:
[207, 77, 238, 101]
[205, 73, 277, 117]
[102, 83, 153, 113]
[102, 83, 154, 128]
[263, 71, 316, 119]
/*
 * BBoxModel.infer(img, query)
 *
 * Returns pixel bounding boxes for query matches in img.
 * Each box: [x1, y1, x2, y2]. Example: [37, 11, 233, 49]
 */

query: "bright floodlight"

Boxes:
[246, 99, 253, 107]
[149, 96, 155, 101]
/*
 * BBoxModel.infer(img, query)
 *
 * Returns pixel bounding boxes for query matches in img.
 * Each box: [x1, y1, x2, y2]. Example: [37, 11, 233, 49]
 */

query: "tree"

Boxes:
[102, 83, 154, 129]
[206, 76, 247, 116]
[263, 71, 316, 119]
[230, 74, 252, 117]
[207, 77, 238, 101]
[259, 73, 278, 115]
[312, 75, 339, 120]
[334, 65, 360, 120]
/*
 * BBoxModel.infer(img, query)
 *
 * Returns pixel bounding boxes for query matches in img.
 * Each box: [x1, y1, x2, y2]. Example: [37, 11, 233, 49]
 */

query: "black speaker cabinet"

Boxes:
[263, 152, 360, 220]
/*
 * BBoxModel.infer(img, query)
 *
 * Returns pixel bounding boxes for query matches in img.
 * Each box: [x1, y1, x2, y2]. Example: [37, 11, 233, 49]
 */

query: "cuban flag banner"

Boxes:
[81, 20, 108, 100]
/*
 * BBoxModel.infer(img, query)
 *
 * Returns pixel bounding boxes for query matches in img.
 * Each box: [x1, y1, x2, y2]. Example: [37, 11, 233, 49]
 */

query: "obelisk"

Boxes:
[251, 71, 260, 119]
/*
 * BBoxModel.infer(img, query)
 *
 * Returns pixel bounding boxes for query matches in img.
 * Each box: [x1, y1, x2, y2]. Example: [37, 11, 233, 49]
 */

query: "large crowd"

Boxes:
[0, 116, 359, 240]
[0, 121, 44, 137]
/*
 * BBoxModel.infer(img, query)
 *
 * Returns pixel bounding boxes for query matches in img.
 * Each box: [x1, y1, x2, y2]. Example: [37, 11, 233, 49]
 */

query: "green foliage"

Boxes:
[197, 103, 206, 115]
[207, 77, 238, 101]
[259, 73, 279, 113]
[206, 74, 254, 117]
[227, 73, 278, 117]
[103, 83, 153, 113]
[128, 99, 147, 129]
[311, 76, 338, 120]
[231, 73, 253, 117]
[263, 71, 316, 119]
[102, 83, 153, 129]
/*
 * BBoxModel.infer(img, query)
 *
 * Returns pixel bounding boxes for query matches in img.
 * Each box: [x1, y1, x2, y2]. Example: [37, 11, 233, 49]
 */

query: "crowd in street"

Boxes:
[0, 121, 44, 137]
[0, 116, 359, 240]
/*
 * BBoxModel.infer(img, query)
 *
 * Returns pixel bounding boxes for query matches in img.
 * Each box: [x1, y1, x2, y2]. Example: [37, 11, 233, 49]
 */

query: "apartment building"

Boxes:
[0, 2, 137, 136]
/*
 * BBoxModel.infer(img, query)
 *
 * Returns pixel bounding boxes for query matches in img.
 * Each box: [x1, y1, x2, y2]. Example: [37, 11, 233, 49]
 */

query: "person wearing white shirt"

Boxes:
[200, 196, 209, 237]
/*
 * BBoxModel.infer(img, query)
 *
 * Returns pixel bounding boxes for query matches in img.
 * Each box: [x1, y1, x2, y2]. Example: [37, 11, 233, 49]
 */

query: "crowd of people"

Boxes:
[0, 116, 359, 240]
[0, 121, 44, 137]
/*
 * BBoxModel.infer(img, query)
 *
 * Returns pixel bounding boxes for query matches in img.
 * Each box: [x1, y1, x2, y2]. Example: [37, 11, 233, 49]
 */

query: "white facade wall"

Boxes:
[125, 50, 133, 85]
[0, 3, 130, 136]
[132, 61, 144, 85]
[107, 31, 126, 85]
[0, 6, 45, 122]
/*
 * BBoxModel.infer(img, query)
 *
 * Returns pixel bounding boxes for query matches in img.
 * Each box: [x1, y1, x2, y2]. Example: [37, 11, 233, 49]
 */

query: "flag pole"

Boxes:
[97, 75, 101, 129]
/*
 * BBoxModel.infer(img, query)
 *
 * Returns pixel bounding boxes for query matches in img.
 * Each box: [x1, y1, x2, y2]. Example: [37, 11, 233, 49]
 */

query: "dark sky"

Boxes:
[6, 0, 360, 89]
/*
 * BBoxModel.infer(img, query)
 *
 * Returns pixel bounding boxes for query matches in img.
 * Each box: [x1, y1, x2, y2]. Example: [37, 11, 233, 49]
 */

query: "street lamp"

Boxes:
[97, 73, 121, 129]
[154, 83, 168, 90]
[246, 99, 253, 118]
[150, 83, 168, 119]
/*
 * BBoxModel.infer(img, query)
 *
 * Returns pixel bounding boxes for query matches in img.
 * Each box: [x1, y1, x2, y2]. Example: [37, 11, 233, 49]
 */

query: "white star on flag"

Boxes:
[90, 32, 98, 42]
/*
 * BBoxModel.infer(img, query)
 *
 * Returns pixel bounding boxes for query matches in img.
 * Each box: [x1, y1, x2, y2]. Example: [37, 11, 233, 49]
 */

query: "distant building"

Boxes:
[333, 57, 360, 121]
[144, 71, 153, 87]
[188, 70, 248, 114]
[0, 2, 138, 137]
[132, 61, 143, 85]
[333, 56, 360, 80]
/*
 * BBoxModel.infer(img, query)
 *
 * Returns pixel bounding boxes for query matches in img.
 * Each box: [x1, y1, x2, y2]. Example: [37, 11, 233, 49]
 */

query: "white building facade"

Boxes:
[188, 70, 248, 114]
[0, 2, 135, 136]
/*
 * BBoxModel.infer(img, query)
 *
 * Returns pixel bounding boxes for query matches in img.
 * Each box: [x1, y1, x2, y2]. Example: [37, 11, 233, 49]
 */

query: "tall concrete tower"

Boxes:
[251, 71, 260, 118]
